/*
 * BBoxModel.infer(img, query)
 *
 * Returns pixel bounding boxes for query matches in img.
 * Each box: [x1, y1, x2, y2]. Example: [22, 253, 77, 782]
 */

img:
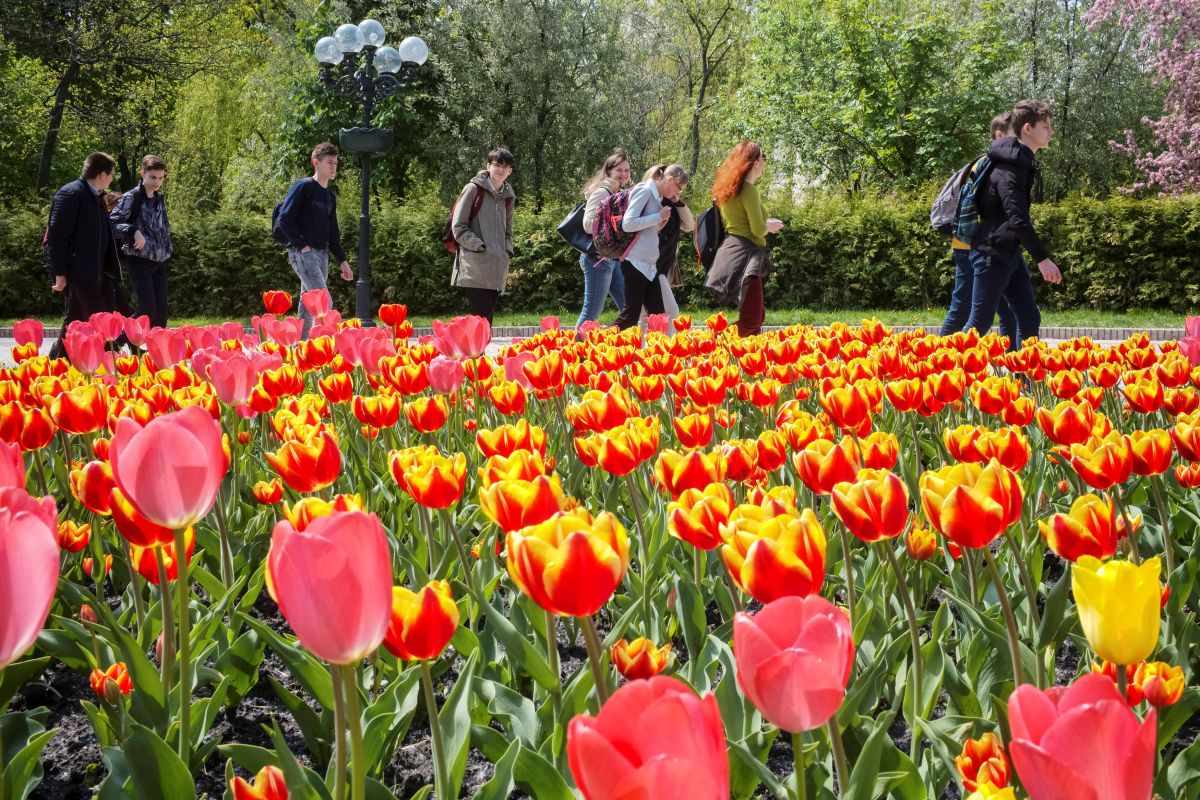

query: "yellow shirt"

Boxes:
[718, 183, 767, 247]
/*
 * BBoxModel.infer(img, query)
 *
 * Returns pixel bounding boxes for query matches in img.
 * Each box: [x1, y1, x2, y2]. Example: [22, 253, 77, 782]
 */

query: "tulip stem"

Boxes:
[1117, 663, 1128, 702]
[420, 661, 450, 800]
[693, 547, 704, 592]
[419, 506, 439, 576]
[123, 538, 146, 637]
[826, 718, 850, 797]
[173, 526, 191, 766]
[791, 731, 806, 800]
[212, 488, 234, 591]
[1004, 530, 1044, 687]
[840, 530, 857, 633]
[1112, 487, 1142, 564]
[339, 664, 366, 800]
[879, 542, 923, 756]
[982, 548, 1025, 685]
[439, 508, 483, 608]
[330, 663, 347, 800]
[908, 414, 923, 495]
[623, 473, 655, 638]
[544, 609, 563, 718]
[581, 614, 611, 706]
[1148, 476, 1176, 580]
[154, 547, 176, 692]
[721, 560, 744, 614]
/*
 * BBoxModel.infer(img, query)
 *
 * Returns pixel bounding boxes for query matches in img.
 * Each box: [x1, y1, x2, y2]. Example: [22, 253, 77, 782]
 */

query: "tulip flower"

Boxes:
[819, 384, 871, 434]
[266, 429, 342, 494]
[266, 509, 393, 664]
[1035, 400, 1096, 447]
[428, 355, 467, 394]
[733, 595, 854, 732]
[476, 419, 548, 458]
[668, 483, 735, 551]
[351, 394, 401, 430]
[905, 521, 937, 561]
[1068, 432, 1133, 491]
[56, 520, 90, 552]
[567, 676, 729, 800]
[920, 460, 1023, 549]
[654, 449, 726, 498]
[208, 351, 258, 407]
[51, 384, 108, 435]
[611, 638, 672, 681]
[1091, 660, 1144, 705]
[83, 555, 113, 578]
[13, 318, 44, 348]
[397, 451, 468, 509]
[967, 785, 1016, 800]
[479, 474, 566, 532]
[262, 291, 293, 315]
[252, 479, 284, 505]
[722, 505, 826, 603]
[0, 440, 24, 489]
[383, 580, 460, 661]
[230, 765, 289, 800]
[281, 494, 365, 534]
[90, 662, 133, 700]
[69, 460, 115, 516]
[1072, 555, 1162, 666]
[109, 405, 225, 530]
[379, 303, 408, 328]
[506, 509, 629, 617]
[1137, 661, 1185, 707]
[1038, 494, 1120, 562]
[477, 450, 549, 486]
[0, 488, 59, 669]
[108, 487, 176, 549]
[831, 468, 910, 543]
[432, 315, 491, 359]
[1007, 674, 1155, 800]
[128, 527, 194, 585]
[956, 732, 1010, 793]
[794, 437, 861, 496]
[673, 412, 714, 449]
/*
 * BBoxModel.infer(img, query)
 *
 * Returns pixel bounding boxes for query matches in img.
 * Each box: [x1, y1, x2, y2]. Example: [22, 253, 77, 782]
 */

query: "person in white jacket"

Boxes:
[576, 148, 631, 328]
[637, 163, 694, 324]
[612, 164, 690, 330]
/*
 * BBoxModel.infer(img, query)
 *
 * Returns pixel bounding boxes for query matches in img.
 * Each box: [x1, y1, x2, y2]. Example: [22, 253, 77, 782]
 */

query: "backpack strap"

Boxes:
[467, 184, 485, 220]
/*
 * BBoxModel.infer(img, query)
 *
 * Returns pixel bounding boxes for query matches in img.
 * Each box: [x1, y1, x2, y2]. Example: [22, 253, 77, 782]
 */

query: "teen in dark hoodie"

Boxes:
[964, 100, 1062, 348]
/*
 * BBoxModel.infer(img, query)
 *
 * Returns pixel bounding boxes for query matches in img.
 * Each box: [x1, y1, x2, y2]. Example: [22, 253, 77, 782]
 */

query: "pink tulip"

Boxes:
[1007, 673, 1156, 800]
[183, 325, 219, 352]
[109, 405, 226, 530]
[145, 328, 189, 370]
[250, 350, 283, 374]
[266, 510, 393, 664]
[356, 335, 395, 375]
[1180, 337, 1200, 368]
[302, 289, 332, 319]
[541, 316, 560, 331]
[503, 352, 537, 389]
[13, 319, 43, 348]
[310, 323, 338, 340]
[428, 355, 467, 394]
[334, 328, 364, 365]
[322, 310, 343, 328]
[263, 318, 303, 347]
[733, 595, 855, 733]
[0, 487, 60, 669]
[208, 352, 258, 407]
[646, 313, 669, 334]
[63, 325, 109, 373]
[0, 442, 25, 489]
[217, 321, 245, 342]
[432, 315, 491, 359]
[88, 312, 124, 342]
[578, 320, 601, 335]
[567, 676, 729, 800]
[123, 315, 151, 346]
[1186, 315, 1200, 340]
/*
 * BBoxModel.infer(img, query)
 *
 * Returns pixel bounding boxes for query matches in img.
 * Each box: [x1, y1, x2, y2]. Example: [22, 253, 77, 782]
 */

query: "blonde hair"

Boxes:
[645, 163, 689, 186]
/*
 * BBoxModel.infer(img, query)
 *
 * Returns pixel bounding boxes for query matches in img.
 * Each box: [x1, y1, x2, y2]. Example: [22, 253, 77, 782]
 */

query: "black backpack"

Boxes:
[694, 201, 725, 271]
[272, 178, 309, 246]
[113, 186, 145, 247]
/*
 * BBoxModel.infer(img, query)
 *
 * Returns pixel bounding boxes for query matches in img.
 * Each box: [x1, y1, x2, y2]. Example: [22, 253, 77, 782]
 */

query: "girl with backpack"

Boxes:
[639, 163, 694, 323]
[612, 164, 690, 331]
[705, 141, 783, 337]
[450, 146, 517, 323]
[575, 149, 631, 329]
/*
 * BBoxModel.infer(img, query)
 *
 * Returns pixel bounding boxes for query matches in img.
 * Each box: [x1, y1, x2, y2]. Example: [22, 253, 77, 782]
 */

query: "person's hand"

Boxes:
[52, 275, 67, 292]
[659, 207, 672, 223]
[300, 245, 312, 254]
[1037, 258, 1062, 284]
[339, 261, 353, 281]
[133, 230, 146, 251]
[766, 218, 785, 234]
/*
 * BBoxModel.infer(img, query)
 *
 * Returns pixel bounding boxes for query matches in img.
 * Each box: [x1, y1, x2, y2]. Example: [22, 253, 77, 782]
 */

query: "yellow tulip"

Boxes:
[967, 785, 1016, 800]
[1071, 556, 1162, 665]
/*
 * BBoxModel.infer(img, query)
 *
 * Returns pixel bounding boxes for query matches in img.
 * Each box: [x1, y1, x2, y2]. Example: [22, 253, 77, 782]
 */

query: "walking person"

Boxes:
[575, 149, 630, 329]
[639, 163, 694, 324]
[46, 152, 126, 361]
[111, 154, 172, 329]
[963, 100, 1063, 347]
[275, 142, 354, 338]
[450, 146, 516, 323]
[611, 164, 690, 330]
[705, 141, 783, 337]
[939, 113, 1017, 340]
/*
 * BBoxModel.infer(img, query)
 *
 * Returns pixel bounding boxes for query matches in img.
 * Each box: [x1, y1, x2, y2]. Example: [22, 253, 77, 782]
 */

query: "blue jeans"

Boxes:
[575, 253, 625, 328]
[287, 247, 329, 339]
[123, 255, 168, 329]
[964, 249, 1040, 350]
[940, 248, 1016, 341]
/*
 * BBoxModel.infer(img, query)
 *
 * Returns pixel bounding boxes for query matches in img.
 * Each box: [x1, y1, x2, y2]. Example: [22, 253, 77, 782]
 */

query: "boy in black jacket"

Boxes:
[964, 100, 1062, 348]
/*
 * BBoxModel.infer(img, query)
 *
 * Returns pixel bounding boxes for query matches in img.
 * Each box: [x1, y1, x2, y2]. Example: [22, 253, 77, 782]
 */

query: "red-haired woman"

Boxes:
[704, 141, 783, 337]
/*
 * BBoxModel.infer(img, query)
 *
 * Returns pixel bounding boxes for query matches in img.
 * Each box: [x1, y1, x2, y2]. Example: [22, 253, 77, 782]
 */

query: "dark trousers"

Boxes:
[940, 247, 1016, 341]
[964, 249, 1040, 350]
[48, 278, 115, 360]
[735, 276, 765, 337]
[123, 255, 168, 329]
[613, 262, 664, 330]
[463, 287, 499, 322]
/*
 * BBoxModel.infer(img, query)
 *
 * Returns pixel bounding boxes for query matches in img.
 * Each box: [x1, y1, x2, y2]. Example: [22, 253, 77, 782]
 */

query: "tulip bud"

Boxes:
[80, 604, 98, 624]
[905, 523, 937, 561]
[237, 430, 251, 445]
[156, 632, 165, 664]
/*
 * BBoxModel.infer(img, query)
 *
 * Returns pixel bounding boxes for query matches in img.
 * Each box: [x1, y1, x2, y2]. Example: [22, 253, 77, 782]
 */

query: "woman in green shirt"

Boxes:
[704, 141, 784, 337]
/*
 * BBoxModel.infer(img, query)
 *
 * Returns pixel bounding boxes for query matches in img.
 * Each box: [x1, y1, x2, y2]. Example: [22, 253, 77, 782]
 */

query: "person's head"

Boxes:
[139, 154, 166, 194]
[82, 152, 116, 189]
[712, 141, 765, 205]
[990, 111, 1013, 140]
[1011, 100, 1053, 151]
[584, 148, 631, 195]
[103, 191, 122, 213]
[486, 146, 514, 184]
[311, 142, 339, 181]
[647, 164, 689, 198]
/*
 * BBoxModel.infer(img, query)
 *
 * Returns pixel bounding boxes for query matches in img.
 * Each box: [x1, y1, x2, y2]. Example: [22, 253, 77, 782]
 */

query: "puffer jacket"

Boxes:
[975, 136, 1050, 264]
[450, 171, 516, 291]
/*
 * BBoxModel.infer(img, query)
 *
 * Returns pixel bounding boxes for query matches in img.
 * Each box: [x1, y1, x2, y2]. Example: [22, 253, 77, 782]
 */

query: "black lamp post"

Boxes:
[314, 22, 428, 323]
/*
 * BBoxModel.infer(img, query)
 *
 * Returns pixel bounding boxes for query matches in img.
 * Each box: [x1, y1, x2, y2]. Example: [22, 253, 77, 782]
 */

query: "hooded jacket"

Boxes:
[450, 171, 516, 291]
[976, 136, 1051, 264]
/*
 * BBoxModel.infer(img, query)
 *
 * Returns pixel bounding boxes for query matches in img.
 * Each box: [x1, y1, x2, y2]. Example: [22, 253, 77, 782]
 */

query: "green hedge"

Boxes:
[3, 193, 1198, 321]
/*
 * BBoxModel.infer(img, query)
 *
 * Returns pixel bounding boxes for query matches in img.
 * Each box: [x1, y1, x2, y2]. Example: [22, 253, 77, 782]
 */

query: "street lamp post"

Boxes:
[314, 22, 428, 323]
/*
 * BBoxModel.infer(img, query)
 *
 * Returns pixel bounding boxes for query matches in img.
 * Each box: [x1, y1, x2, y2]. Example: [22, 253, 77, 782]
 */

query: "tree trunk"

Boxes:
[37, 59, 81, 192]
[690, 56, 709, 177]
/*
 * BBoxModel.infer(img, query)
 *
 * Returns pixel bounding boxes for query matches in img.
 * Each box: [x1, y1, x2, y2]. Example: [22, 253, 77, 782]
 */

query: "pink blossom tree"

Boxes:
[1085, 0, 1200, 194]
